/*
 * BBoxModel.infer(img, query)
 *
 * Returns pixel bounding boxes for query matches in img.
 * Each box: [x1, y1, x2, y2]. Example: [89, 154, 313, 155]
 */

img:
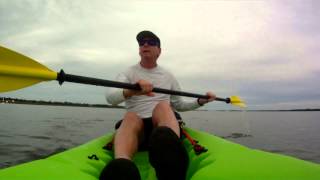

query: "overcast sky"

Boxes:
[1, 0, 320, 110]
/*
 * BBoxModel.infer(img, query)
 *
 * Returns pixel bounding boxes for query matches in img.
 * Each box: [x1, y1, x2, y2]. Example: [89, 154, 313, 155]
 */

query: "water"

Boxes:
[0, 104, 320, 168]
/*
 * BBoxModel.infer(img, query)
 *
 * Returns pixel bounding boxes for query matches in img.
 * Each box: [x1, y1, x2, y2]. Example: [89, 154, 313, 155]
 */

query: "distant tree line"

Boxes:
[0, 97, 124, 109]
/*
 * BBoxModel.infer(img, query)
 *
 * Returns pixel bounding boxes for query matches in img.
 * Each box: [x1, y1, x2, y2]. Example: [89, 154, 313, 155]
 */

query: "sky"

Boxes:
[1, 0, 320, 110]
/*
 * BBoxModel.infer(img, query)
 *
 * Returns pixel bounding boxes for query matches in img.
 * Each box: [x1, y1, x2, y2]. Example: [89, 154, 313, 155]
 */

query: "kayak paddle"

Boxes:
[0, 45, 246, 108]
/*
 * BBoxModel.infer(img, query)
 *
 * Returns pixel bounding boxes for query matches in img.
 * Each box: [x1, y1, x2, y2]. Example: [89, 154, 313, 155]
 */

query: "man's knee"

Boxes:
[152, 101, 177, 126]
[124, 112, 140, 120]
[121, 112, 143, 132]
[153, 101, 171, 113]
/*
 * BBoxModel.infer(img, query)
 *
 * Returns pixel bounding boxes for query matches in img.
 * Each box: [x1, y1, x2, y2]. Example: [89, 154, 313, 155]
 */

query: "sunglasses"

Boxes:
[138, 39, 159, 47]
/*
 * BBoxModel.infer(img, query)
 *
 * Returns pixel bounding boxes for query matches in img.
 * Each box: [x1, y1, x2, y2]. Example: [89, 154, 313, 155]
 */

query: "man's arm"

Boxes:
[106, 76, 155, 105]
[106, 73, 128, 105]
[170, 78, 216, 111]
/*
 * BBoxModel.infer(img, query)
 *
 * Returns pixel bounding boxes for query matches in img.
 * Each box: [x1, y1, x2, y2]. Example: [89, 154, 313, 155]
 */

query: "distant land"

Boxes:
[215, 109, 320, 112]
[1, 97, 319, 111]
[0, 97, 124, 109]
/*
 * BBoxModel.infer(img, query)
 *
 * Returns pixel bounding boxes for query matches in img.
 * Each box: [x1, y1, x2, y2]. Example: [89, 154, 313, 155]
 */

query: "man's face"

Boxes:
[138, 38, 161, 59]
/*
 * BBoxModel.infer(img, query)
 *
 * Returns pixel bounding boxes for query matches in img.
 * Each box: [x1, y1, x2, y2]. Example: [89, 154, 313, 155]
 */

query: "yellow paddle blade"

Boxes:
[230, 95, 246, 108]
[0, 46, 57, 93]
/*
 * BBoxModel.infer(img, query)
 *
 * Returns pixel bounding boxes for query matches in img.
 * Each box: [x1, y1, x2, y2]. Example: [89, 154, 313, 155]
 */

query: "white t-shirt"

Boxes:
[106, 63, 200, 118]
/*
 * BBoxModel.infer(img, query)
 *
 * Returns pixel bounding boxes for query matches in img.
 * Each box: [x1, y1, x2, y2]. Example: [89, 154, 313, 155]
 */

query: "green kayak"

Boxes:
[0, 127, 320, 180]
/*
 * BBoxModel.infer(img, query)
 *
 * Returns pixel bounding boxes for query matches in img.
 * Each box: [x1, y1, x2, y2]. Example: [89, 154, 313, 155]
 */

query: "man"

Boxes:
[100, 31, 216, 180]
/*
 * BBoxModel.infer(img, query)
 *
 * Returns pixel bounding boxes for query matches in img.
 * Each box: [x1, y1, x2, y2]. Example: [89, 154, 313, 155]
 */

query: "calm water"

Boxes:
[0, 104, 320, 168]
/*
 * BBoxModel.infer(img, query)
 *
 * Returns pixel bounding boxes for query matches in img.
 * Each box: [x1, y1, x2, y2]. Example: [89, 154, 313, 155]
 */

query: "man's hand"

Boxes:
[123, 79, 155, 98]
[198, 91, 216, 106]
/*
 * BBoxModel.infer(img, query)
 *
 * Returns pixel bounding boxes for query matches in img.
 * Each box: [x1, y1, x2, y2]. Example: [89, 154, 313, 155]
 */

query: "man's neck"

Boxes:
[140, 58, 157, 69]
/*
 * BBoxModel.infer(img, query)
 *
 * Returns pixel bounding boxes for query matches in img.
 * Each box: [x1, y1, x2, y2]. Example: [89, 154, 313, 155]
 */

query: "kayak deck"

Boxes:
[1, 128, 320, 180]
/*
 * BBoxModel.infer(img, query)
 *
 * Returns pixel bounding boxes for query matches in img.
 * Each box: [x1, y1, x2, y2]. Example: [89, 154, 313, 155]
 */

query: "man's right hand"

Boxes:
[123, 79, 155, 98]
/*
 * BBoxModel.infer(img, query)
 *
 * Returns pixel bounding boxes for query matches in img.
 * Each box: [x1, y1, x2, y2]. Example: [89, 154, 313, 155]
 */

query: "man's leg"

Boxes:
[149, 101, 189, 180]
[152, 101, 180, 137]
[114, 112, 144, 160]
[100, 112, 143, 180]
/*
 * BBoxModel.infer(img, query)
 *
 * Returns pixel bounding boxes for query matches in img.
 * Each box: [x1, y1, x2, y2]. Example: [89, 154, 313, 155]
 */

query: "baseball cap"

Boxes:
[136, 30, 161, 47]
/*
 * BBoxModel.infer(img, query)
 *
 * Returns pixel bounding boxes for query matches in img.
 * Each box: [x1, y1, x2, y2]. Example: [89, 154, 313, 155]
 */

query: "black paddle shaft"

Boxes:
[57, 70, 230, 103]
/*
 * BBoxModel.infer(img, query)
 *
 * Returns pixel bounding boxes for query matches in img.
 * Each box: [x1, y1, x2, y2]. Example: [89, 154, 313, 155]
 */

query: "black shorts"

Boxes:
[115, 112, 182, 151]
[139, 117, 154, 151]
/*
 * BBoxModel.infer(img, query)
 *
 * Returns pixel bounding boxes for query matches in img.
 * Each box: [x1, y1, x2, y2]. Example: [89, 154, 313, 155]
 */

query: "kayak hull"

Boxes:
[1, 128, 320, 180]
